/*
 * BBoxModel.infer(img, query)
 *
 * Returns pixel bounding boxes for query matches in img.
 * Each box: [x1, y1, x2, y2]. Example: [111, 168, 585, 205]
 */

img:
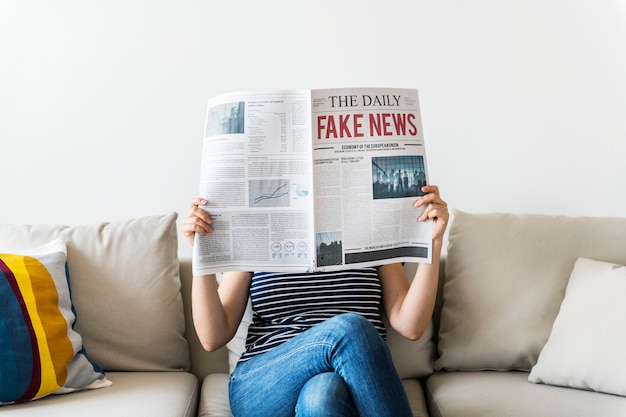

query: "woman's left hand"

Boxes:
[414, 185, 449, 242]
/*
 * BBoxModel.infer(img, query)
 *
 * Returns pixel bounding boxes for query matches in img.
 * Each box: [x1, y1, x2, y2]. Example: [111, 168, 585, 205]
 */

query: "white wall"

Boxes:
[2, 0, 625, 258]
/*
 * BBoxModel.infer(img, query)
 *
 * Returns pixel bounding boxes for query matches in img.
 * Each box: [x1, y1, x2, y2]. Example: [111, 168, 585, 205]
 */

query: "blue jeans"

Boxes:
[229, 313, 413, 417]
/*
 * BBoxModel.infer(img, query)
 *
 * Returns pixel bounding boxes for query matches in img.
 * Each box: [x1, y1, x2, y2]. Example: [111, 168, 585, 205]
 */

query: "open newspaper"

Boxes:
[193, 87, 432, 275]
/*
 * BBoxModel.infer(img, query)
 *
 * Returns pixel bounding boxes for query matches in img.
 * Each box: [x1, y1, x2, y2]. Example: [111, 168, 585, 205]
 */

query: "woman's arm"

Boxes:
[191, 271, 251, 351]
[380, 185, 449, 340]
[182, 198, 252, 351]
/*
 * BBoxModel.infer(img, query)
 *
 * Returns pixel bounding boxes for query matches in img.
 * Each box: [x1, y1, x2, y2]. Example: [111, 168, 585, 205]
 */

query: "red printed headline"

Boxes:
[316, 94, 418, 139]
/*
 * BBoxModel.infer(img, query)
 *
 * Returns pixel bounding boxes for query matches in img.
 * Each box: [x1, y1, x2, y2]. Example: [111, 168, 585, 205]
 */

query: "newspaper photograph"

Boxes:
[193, 87, 432, 275]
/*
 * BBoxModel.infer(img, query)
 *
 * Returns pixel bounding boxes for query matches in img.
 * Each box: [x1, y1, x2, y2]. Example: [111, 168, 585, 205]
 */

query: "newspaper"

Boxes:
[193, 87, 432, 275]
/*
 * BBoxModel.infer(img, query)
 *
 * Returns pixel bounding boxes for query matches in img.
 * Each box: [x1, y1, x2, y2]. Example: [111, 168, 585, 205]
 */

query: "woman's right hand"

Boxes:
[182, 197, 213, 247]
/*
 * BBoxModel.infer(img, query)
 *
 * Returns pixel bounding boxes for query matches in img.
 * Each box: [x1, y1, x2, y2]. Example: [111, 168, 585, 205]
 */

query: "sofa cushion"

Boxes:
[0, 239, 111, 403]
[386, 262, 437, 378]
[198, 373, 232, 417]
[0, 214, 189, 371]
[436, 211, 626, 371]
[0, 372, 198, 417]
[384, 317, 435, 378]
[425, 371, 626, 417]
[529, 257, 626, 396]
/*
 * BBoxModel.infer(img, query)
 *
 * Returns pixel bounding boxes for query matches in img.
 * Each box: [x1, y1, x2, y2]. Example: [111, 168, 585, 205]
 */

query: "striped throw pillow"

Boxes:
[0, 239, 111, 404]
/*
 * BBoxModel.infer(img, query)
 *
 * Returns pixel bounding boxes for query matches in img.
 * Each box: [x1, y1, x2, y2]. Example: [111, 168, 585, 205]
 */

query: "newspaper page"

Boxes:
[311, 88, 432, 271]
[192, 87, 432, 275]
[193, 90, 317, 275]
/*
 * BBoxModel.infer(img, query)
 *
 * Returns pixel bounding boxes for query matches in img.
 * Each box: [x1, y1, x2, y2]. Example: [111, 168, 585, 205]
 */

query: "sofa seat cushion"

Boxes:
[199, 373, 429, 417]
[0, 372, 199, 417]
[424, 371, 626, 417]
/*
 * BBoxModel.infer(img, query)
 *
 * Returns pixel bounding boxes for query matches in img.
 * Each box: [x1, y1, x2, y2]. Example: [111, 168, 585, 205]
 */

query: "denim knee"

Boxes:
[295, 372, 356, 417]
[330, 313, 376, 333]
[329, 313, 384, 344]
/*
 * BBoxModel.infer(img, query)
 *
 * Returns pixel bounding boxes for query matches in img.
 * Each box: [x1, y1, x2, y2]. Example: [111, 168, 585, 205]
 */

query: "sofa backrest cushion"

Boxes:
[0, 214, 189, 372]
[436, 210, 626, 371]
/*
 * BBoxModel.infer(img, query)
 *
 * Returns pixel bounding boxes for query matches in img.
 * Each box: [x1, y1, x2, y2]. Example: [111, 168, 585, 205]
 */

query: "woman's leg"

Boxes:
[295, 372, 356, 417]
[228, 313, 412, 417]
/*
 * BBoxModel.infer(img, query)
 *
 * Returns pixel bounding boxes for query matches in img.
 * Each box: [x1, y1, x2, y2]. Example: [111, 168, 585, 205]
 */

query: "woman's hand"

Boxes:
[414, 185, 449, 243]
[182, 197, 213, 247]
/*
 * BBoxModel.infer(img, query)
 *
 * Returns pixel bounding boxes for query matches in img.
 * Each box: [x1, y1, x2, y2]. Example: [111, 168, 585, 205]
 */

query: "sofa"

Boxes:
[1, 210, 625, 416]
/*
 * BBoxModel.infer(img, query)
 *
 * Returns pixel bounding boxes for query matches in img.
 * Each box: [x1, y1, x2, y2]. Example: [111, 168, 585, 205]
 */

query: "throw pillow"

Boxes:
[0, 239, 111, 404]
[0, 213, 188, 371]
[529, 258, 626, 396]
[436, 210, 626, 371]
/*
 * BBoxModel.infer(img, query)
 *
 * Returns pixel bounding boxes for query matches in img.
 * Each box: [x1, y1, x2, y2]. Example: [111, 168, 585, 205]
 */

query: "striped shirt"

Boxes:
[240, 267, 386, 361]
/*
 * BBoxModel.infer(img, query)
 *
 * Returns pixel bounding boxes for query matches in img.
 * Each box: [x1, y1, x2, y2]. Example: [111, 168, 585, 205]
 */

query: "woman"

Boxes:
[183, 185, 448, 417]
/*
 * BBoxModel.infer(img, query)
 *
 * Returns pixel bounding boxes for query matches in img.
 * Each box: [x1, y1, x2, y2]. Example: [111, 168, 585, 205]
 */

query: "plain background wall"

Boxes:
[1, 0, 625, 258]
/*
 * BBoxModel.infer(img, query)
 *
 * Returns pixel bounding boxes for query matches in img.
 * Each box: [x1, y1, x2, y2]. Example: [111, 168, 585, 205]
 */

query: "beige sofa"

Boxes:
[2, 211, 626, 416]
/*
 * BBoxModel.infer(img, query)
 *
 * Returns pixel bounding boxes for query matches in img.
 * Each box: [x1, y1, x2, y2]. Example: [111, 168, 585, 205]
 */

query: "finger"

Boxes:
[183, 216, 213, 235]
[419, 208, 439, 223]
[418, 200, 449, 222]
[427, 206, 446, 221]
[414, 192, 439, 208]
[183, 205, 213, 232]
[190, 197, 208, 209]
[421, 184, 439, 196]
[192, 205, 212, 225]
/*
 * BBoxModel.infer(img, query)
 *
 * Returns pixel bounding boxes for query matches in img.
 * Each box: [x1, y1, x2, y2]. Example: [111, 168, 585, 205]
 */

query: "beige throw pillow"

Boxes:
[0, 214, 189, 371]
[529, 258, 626, 396]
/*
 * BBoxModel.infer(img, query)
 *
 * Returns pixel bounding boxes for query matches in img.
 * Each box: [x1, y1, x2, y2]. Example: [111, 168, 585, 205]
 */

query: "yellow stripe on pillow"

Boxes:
[9, 255, 73, 396]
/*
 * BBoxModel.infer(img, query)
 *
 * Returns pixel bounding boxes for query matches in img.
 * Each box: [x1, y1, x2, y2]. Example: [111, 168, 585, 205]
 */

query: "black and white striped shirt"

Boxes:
[240, 267, 386, 361]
